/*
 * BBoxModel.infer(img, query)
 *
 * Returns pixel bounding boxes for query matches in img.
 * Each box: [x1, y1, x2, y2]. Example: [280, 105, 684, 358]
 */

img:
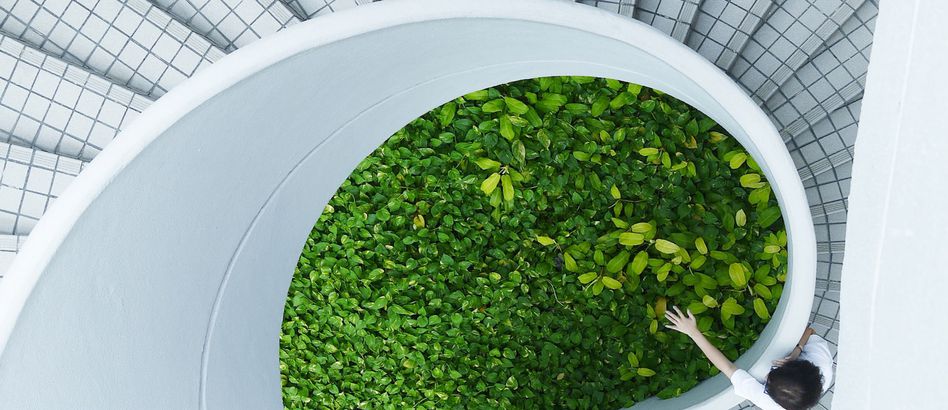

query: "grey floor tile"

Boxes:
[0, 0, 226, 98]
[0, 34, 152, 160]
[283, 0, 375, 20]
[633, 0, 701, 42]
[152, 0, 299, 52]
[729, 0, 863, 103]
[687, 0, 773, 70]
[0, 233, 24, 279]
[0, 140, 85, 235]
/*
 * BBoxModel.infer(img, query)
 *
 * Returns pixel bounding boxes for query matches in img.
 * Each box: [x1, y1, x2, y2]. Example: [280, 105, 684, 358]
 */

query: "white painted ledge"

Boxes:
[835, 0, 948, 408]
[0, 1, 815, 408]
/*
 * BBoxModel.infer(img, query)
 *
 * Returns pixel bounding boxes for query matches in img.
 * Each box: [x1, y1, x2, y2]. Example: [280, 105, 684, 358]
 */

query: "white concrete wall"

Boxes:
[0, 1, 815, 408]
[834, 0, 948, 408]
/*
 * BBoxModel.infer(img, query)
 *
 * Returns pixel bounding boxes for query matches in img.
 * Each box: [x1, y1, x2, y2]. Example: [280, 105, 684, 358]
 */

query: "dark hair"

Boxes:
[765, 359, 823, 410]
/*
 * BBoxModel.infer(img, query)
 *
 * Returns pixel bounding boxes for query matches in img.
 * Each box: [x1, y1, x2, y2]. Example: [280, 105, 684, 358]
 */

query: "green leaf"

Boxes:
[607, 251, 631, 273]
[728, 263, 747, 288]
[627, 83, 642, 95]
[592, 280, 605, 295]
[610, 184, 621, 199]
[609, 92, 630, 109]
[439, 102, 456, 127]
[722, 297, 745, 316]
[564, 252, 578, 272]
[592, 96, 610, 117]
[764, 245, 781, 254]
[619, 232, 645, 246]
[602, 276, 622, 289]
[709, 131, 728, 143]
[736, 209, 747, 227]
[480, 173, 501, 195]
[474, 157, 501, 170]
[578, 272, 598, 284]
[499, 115, 515, 140]
[482, 98, 506, 113]
[536, 236, 556, 246]
[573, 151, 591, 161]
[637, 368, 656, 377]
[628, 352, 639, 367]
[463, 89, 489, 101]
[655, 239, 680, 254]
[702, 295, 718, 308]
[758, 207, 782, 228]
[695, 237, 708, 254]
[612, 218, 630, 229]
[687, 302, 707, 315]
[729, 153, 747, 169]
[754, 283, 773, 300]
[753, 298, 770, 320]
[504, 97, 529, 115]
[638, 147, 659, 156]
[631, 251, 649, 275]
[740, 173, 766, 189]
[501, 174, 514, 202]
[631, 222, 652, 233]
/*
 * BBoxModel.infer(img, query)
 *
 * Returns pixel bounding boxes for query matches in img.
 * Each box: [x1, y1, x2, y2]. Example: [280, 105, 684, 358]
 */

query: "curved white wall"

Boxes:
[0, 1, 815, 409]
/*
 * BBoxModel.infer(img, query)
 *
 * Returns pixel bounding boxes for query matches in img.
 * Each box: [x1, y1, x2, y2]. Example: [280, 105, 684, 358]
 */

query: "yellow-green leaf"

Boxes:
[702, 295, 718, 308]
[463, 89, 489, 101]
[655, 239, 680, 254]
[638, 147, 659, 156]
[504, 97, 529, 115]
[619, 232, 645, 246]
[627, 352, 639, 367]
[753, 298, 770, 320]
[648, 319, 658, 334]
[655, 297, 667, 317]
[631, 251, 649, 275]
[729, 153, 747, 169]
[740, 173, 766, 189]
[602, 276, 622, 289]
[607, 251, 631, 274]
[764, 245, 781, 254]
[480, 173, 501, 195]
[736, 209, 747, 227]
[637, 368, 656, 377]
[631, 222, 653, 233]
[610, 184, 621, 199]
[474, 157, 501, 170]
[729, 263, 747, 287]
[536, 236, 556, 246]
[695, 237, 708, 254]
[578, 272, 598, 284]
[413, 214, 425, 228]
[564, 252, 578, 272]
[501, 174, 514, 202]
[499, 115, 515, 140]
[754, 283, 773, 300]
[687, 302, 707, 314]
[709, 131, 728, 143]
[612, 218, 630, 229]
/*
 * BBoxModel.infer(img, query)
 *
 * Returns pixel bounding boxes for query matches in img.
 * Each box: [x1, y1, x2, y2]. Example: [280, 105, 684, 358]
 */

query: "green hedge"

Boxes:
[280, 76, 786, 409]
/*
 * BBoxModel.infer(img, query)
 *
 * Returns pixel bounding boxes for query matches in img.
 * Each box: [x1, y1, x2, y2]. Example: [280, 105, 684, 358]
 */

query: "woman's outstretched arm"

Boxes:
[665, 306, 738, 378]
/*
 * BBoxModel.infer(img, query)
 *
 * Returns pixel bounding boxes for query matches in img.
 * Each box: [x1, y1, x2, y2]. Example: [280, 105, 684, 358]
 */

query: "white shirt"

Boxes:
[729, 335, 835, 410]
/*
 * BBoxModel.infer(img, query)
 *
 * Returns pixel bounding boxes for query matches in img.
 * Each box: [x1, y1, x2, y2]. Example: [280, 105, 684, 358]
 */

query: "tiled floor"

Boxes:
[152, 0, 299, 52]
[0, 141, 84, 235]
[0, 34, 150, 160]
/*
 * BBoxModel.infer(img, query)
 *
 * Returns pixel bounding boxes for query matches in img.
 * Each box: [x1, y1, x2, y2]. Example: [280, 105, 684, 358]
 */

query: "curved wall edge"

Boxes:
[0, 1, 815, 409]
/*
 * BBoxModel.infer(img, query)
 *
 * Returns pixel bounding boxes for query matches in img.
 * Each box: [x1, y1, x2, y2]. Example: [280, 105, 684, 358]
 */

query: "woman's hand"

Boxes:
[664, 306, 699, 338]
[772, 346, 802, 366]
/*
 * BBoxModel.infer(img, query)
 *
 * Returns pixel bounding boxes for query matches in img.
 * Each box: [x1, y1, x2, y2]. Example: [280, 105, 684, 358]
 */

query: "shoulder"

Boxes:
[729, 369, 784, 410]
[801, 335, 835, 392]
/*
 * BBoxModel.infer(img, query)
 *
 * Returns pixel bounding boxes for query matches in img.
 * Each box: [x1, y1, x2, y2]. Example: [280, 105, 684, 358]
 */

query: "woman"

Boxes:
[665, 307, 833, 410]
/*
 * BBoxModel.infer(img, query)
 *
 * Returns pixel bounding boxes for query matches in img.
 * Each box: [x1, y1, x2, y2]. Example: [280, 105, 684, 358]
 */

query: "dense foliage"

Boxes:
[280, 77, 787, 409]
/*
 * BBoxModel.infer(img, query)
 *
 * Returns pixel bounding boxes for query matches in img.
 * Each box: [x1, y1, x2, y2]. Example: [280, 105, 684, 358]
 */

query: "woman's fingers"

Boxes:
[686, 309, 695, 320]
[664, 311, 679, 324]
[673, 305, 684, 317]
